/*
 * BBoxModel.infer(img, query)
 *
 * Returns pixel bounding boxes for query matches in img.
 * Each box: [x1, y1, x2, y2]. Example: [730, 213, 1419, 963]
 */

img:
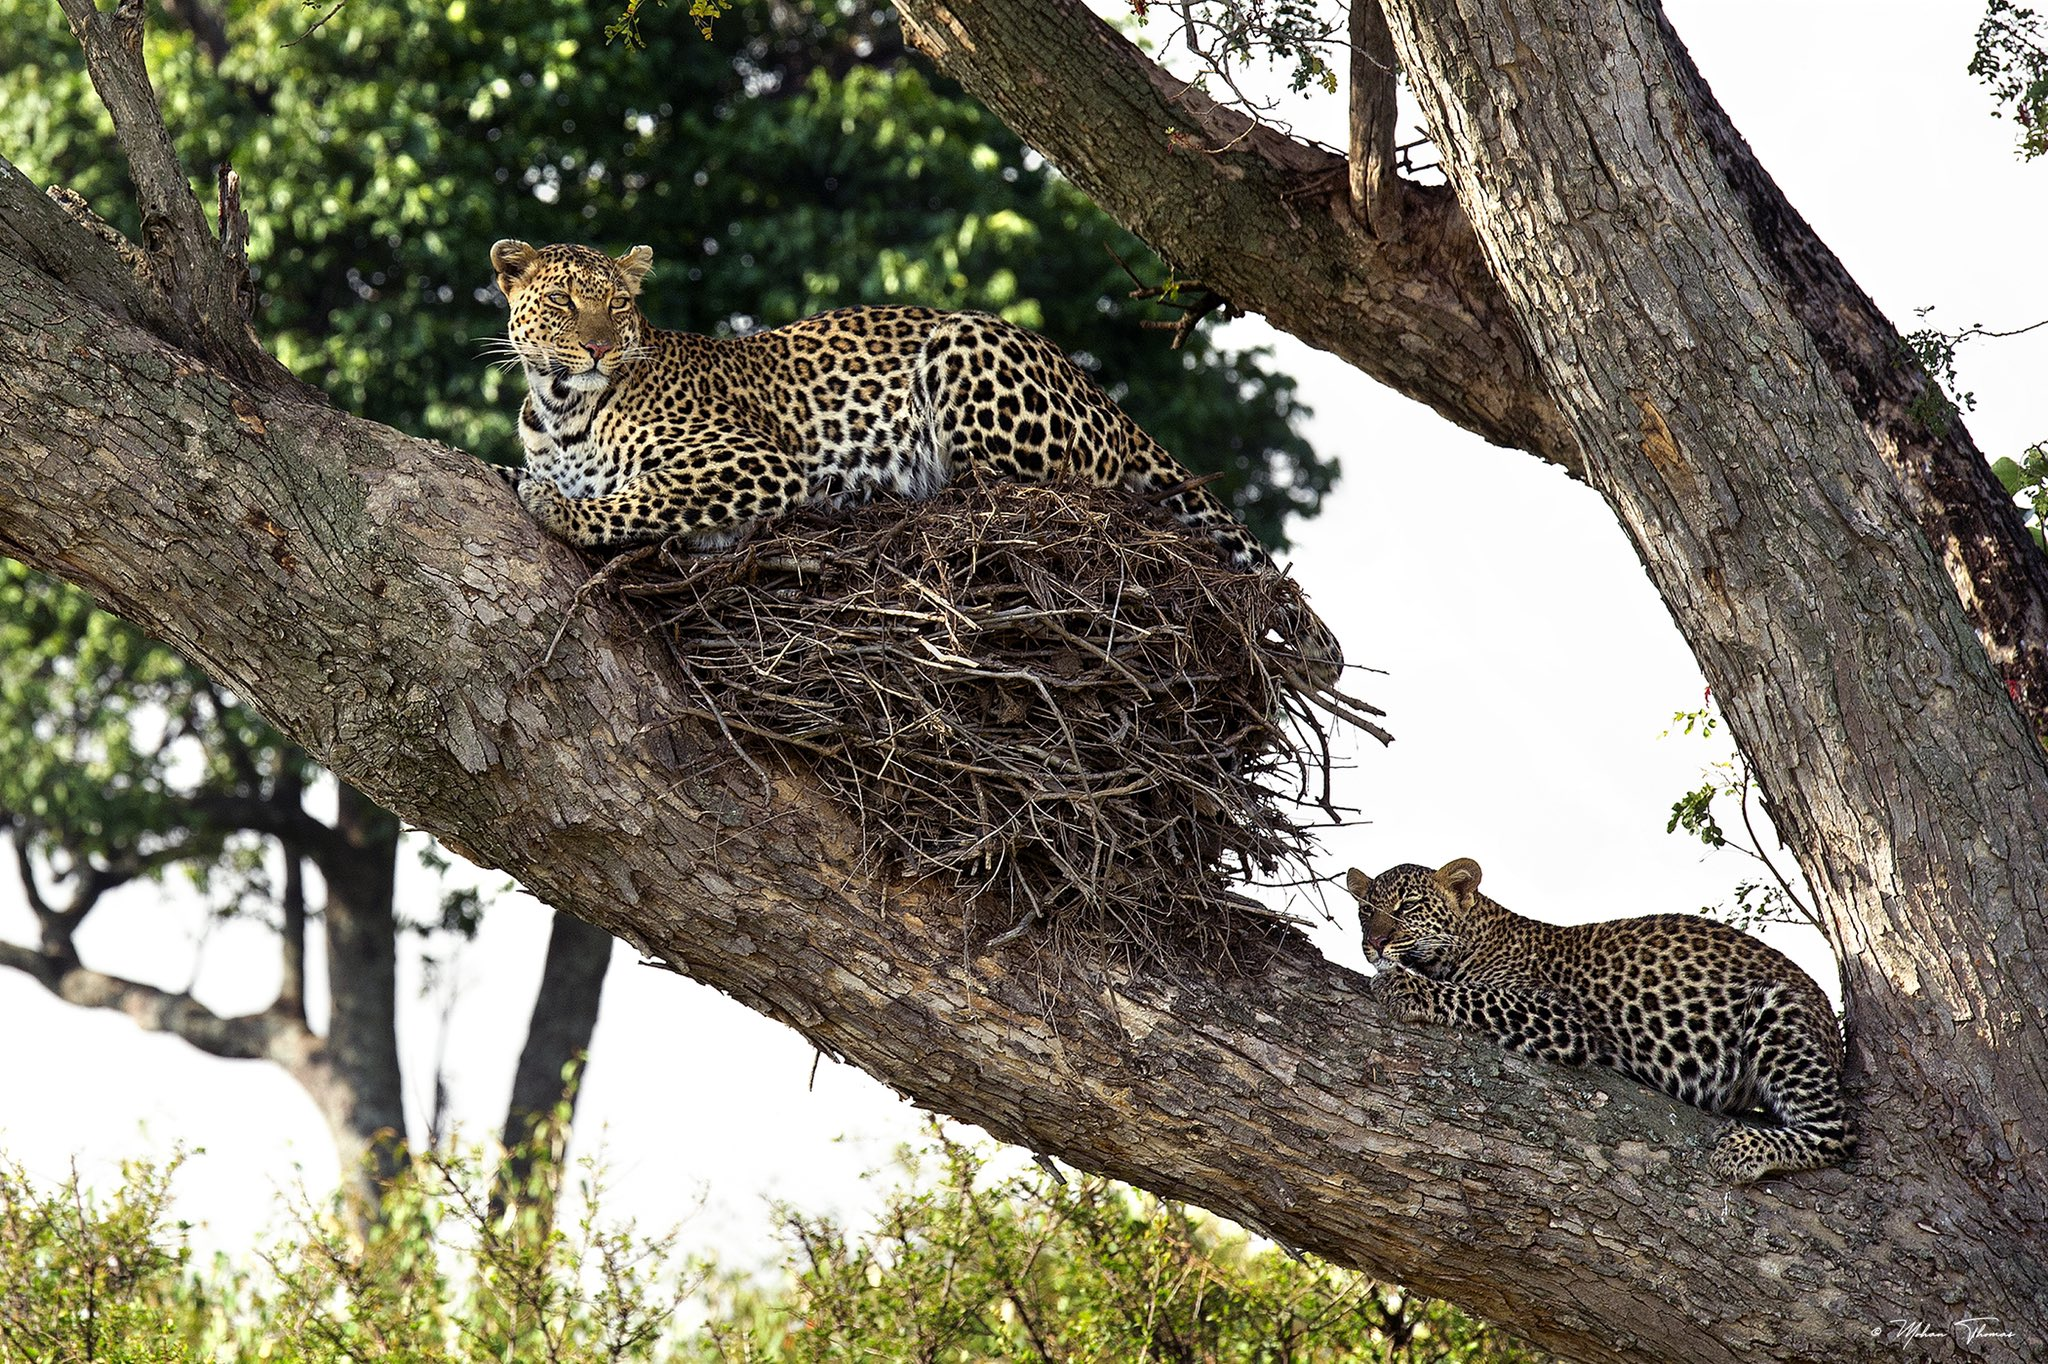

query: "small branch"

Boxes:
[8, 829, 57, 923]
[1347, 0, 1404, 242]
[283, 0, 349, 48]
[1733, 771, 1819, 930]
[1103, 242, 1239, 350]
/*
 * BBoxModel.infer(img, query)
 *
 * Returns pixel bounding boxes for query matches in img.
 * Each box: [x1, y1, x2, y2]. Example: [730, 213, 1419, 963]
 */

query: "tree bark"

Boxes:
[2, 147, 2043, 1359]
[893, 0, 2048, 745]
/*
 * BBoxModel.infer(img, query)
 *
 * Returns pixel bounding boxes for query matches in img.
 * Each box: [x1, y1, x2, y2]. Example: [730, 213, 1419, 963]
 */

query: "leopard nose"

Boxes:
[586, 340, 613, 359]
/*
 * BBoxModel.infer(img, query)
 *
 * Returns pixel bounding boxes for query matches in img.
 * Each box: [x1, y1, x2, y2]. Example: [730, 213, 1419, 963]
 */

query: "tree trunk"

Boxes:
[3, 142, 2043, 1358]
[492, 910, 611, 1219]
[1374, 0, 2048, 1203]
[304, 783, 408, 1204]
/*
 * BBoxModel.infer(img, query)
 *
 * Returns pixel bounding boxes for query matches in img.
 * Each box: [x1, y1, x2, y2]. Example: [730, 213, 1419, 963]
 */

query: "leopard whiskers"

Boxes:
[473, 335, 541, 373]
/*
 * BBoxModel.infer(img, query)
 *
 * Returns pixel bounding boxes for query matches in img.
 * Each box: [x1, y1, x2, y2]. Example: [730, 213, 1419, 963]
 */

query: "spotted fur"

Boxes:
[1347, 858, 1850, 1183]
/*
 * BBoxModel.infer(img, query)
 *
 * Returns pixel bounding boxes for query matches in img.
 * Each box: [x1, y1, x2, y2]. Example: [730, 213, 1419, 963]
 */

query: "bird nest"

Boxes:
[591, 478, 1387, 961]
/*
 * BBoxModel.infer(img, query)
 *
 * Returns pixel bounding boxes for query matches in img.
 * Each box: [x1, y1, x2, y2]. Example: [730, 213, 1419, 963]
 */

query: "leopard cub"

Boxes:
[1347, 858, 1850, 1183]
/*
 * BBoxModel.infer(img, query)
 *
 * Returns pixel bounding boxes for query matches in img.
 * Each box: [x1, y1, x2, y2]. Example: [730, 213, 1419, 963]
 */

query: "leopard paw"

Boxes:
[518, 475, 570, 532]
[1376, 970, 1437, 1026]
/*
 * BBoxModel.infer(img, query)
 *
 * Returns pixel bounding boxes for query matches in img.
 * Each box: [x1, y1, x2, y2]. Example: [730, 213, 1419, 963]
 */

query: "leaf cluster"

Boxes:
[0, 1158, 194, 1364]
[1661, 701, 1816, 932]
[1127, 1, 1347, 102]
[694, 1131, 1541, 1363]
[1991, 444, 2048, 552]
[1971, 0, 2048, 160]
[0, 562, 298, 917]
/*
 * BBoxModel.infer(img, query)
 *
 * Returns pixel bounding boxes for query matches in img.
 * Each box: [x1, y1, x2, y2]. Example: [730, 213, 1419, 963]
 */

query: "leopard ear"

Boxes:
[491, 239, 539, 295]
[1344, 867, 1374, 902]
[1436, 858, 1483, 909]
[616, 244, 654, 294]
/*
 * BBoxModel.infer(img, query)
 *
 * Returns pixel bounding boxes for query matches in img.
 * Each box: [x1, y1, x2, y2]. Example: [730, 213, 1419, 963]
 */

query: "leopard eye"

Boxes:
[609, 297, 632, 312]
[545, 291, 572, 307]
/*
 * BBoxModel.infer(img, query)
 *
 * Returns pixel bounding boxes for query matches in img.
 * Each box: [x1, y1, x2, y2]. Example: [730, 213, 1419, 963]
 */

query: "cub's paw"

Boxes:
[1375, 970, 1438, 1026]
[1709, 1126, 1775, 1184]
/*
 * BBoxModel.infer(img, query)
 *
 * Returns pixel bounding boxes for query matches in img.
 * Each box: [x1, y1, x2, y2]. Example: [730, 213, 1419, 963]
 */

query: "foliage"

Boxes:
[0, 1130, 1540, 1364]
[1662, 699, 1817, 933]
[1971, 0, 2048, 159]
[0, 1156, 194, 1364]
[0, 560, 299, 918]
[692, 1130, 1542, 1363]
[1991, 443, 2048, 552]
[1124, 0, 1347, 102]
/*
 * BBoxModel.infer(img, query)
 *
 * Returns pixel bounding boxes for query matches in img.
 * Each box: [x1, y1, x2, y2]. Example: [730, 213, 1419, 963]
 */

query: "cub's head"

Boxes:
[1345, 858, 1485, 977]
[490, 240, 654, 391]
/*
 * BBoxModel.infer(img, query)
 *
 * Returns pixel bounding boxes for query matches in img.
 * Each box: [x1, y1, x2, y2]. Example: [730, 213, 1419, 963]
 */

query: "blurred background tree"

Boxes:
[0, 0, 1331, 1222]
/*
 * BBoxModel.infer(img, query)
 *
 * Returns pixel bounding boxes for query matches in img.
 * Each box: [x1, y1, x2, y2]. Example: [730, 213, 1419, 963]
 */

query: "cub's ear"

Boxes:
[616, 244, 654, 294]
[1344, 867, 1374, 902]
[491, 239, 540, 295]
[1436, 857, 1483, 909]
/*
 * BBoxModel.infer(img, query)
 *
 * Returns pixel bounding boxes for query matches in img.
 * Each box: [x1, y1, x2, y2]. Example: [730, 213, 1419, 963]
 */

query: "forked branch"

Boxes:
[53, 0, 275, 379]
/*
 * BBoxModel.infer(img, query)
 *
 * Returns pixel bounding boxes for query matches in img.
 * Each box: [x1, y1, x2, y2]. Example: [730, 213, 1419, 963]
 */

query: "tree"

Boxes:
[0, 2, 2043, 1362]
[0, 0, 1324, 1213]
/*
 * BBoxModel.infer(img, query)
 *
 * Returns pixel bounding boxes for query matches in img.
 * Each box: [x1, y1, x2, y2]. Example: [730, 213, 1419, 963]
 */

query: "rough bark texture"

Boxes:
[894, 0, 2048, 744]
[1, 145, 2042, 1359]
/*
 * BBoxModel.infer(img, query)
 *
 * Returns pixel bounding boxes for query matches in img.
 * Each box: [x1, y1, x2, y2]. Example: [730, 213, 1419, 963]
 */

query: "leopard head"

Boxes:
[490, 240, 654, 392]
[1346, 858, 1484, 977]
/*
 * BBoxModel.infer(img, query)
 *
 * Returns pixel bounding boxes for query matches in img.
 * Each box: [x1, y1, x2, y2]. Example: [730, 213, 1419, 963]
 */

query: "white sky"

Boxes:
[1, 0, 2042, 1273]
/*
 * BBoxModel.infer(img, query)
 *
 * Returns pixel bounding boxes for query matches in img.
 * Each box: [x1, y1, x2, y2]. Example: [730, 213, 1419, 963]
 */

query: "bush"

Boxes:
[0, 1131, 1544, 1363]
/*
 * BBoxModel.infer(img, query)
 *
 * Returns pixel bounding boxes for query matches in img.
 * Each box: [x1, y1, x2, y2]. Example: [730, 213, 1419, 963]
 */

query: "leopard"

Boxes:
[486, 239, 1340, 684]
[1347, 858, 1851, 1183]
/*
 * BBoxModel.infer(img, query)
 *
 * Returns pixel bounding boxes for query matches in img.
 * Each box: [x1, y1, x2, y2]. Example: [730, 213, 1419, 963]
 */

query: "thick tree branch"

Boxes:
[1347, 0, 1403, 242]
[895, 0, 1582, 474]
[1383, 0, 2048, 1249]
[1641, 5, 2048, 741]
[0, 936, 294, 1061]
[1, 156, 2037, 1361]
